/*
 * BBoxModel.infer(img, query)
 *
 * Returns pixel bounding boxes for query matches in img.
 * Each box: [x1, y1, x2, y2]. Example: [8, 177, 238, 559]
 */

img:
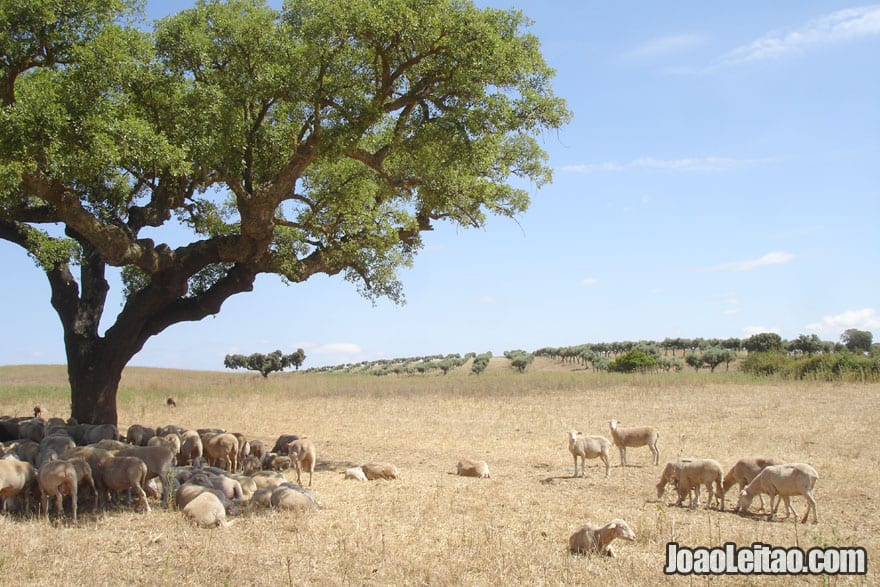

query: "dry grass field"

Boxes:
[0, 360, 877, 586]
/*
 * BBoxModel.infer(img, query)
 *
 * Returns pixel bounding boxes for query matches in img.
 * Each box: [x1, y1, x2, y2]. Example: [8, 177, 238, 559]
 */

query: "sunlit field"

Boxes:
[1, 361, 876, 585]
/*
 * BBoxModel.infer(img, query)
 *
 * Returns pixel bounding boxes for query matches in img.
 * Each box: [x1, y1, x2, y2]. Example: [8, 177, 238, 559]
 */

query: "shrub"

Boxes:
[608, 349, 657, 373]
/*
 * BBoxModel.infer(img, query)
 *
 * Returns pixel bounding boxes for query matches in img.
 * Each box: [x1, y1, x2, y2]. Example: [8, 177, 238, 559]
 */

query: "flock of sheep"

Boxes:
[566, 419, 821, 557]
[1, 407, 820, 559]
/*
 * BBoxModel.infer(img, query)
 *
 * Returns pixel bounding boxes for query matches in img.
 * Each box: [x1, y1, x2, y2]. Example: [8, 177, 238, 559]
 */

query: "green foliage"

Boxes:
[841, 329, 873, 353]
[685, 353, 704, 372]
[609, 349, 657, 373]
[788, 333, 824, 355]
[743, 332, 783, 353]
[471, 352, 492, 375]
[224, 348, 306, 377]
[740, 351, 880, 381]
[503, 349, 533, 373]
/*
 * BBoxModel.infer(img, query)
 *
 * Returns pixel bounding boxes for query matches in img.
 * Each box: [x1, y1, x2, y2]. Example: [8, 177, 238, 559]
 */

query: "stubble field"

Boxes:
[0, 361, 877, 586]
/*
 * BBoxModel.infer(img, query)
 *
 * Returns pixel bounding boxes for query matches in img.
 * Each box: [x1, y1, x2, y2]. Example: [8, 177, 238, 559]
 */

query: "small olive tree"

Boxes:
[224, 348, 306, 377]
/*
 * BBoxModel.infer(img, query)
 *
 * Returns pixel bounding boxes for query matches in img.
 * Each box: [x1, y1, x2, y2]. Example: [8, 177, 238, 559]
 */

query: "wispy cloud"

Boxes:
[561, 157, 752, 174]
[806, 308, 880, 334]
[720, 5, 880, 67]
[581, 278, 599, 286]
[624, 34, 708, 60]
[702, 251, 795, 272]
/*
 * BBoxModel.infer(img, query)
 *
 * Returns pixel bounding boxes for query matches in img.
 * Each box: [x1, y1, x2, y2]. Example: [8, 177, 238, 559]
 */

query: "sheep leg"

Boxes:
[802, 492, 818, 524]
[651, 443, 660, 465]
[572, 454, 579, 478]
[40, 493, 49, 518]
[618, 447, 626, 467]
[601, 454, 610, 478]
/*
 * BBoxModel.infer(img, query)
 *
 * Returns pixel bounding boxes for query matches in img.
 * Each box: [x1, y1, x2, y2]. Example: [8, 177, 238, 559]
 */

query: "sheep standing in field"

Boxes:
[93, 455, 151, 512]
[178, 430, 204, 467]
[272, 434, 299, 455]
[0, 458, 37, 513]
[202, 432, 239, 473]
[722, 457, 783, 512]
[114, 445, 175, 507]
[456, 458, 491, 479]
[567, 431, 611, 478]
[737, 463, 819, 524]
[38, 459, 79, 524]
[656, 458, 724, 510]
[360, 462, 399, 480]
[569, 519, 636, 558]
[608, 419, 659, 466]
[287, 438, 316, 487]
[125, 424, 155, 446]
[184, 491, 232, 528]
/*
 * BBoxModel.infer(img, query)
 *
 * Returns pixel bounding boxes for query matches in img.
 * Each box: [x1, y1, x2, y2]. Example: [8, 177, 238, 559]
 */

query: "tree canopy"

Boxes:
[0, 0, 570, 424]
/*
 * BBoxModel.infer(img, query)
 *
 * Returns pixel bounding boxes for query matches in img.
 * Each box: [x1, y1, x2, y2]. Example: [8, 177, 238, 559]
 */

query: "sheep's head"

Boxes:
[736, 490, 755, 513]
[608, 519, 636, 542]
[567, 430, 579, 444]
[609, 419, 619, 431]
[656, 479, 667, 498]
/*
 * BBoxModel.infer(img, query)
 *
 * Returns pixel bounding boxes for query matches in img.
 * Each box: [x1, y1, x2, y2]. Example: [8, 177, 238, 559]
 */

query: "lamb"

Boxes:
[662, 458, 724, 510]
[569, 519, 636, 558]
[722, 457, 783, 512]
[608, 419, 660, 466]
[286, 438, 316, 486]
[736, 463, 819, 524]
[114, 445, 175, 507]
[183, 491, 232, 528]
[203, 432, 239, 473]
[38, 459, 79, 524]
[456, 458, 491, 479]
[360, 462, 399, 480]
[0, 458, 37, 513]
[92, 455, 151, 512]
[567, 431, 611, 478]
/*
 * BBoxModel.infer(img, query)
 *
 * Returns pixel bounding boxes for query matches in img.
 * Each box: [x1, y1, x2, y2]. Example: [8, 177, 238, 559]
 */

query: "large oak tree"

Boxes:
[0, 0, 569, 424]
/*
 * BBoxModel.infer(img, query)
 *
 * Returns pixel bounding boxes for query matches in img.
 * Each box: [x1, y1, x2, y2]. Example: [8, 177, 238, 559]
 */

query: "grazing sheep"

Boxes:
[656, 459, 724, 510]
[248, 439, 267, 461]
[262, 452, 291, 472]
[360, 462, 399, 480]
[721, 457, 783, 512]
[157, 424, 187, 438]
[569, 519, 636, 558]
[344, 466, 368, 481]
[114, 445, 175, 507]
[287, 438, 316, 487]
[19, 418, 46, 443]
[148, 433, 182, 456]
[124, 424, 155, 446]
[608, 419, 660, 466]
[567, 431, 611, 478]
[456, 458, 491, 479]
[12, 439, 40, 467]
[250, 486, 275, 508]
[93, 455, 151, 513]
[178, 431, 204, 467]
[77, 423, 121, 446]
[184, 491, 232, 528]
[38, 459, 78, 524]
[166, 396, 177, 408]
[38, 435, 76, 468]
[0, 458, 37, 513]
[737, 463, 819, 524]
[203, 433, 239, 473]
[272, 434, 299, 455]
[68, 458, 98, 512]
[240, 455, 261, 475]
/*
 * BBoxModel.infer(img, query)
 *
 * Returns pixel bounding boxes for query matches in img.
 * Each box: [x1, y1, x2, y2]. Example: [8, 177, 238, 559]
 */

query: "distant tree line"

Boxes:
[224, 349, 306, 377]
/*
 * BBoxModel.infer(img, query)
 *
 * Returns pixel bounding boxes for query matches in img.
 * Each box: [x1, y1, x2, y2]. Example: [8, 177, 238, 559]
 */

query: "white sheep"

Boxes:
[608, 419, 660, 466]
[456, 458, 491, 479]
[568, 519, 636, 557]
[656, 458, 724, 510]
[567, 431, 611, 478]
[343, 466, 368, 481]
[183, 491, 232, 528]
[270, 484, 319, 510]
[0, 458, 37, 513]
[722, 457, 783, 512]
[360, 462, 399, 480]
[286, 438, 316, 487]
[737, 463, 819, 524]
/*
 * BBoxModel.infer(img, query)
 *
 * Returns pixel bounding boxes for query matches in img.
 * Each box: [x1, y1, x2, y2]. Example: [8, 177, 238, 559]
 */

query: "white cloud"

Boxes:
[719, 5, 880, 66]
[703, 251, 795, 272]
[581, 278, 599, 286]
[313, 343, 363, 355]
[723, 309, 741, 315]
[743, 325, 781, 336]
[624, 34, 708, 60]
[561, 157, 751, 174]
[806, 308, 880, 335]
[478, 295, 495, 304]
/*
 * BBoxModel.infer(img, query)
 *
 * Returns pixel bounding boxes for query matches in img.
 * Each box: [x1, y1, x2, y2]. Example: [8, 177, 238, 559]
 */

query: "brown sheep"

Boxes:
[93, 455, 150, 513]
[272, 434, 299, 455]
[178, 431, 204, 467]
[0, 458, 37, 513]
[124, 424, 155, 446]
[287, 438, 316, 487]
[203, 433, 239, 473]
[360, 462, 399, 480]
[569, 519, 636, 557]
[114, 445, 175, 507]
[38, 459, 79, 524]
[269, 485, 318, 511]
[456, 458, 491, 479]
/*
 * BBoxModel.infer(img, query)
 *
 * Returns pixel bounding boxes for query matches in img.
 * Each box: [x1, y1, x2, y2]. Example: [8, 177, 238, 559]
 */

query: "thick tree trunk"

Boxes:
[68, 351, 125, 426]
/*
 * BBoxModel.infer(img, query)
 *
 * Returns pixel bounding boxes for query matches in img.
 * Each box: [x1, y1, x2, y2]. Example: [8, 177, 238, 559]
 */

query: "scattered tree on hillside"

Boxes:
[841, 329, 873, 353]
[504, 349, 534, 373]
[0, 0, 569, 424]
[224, 349, 306, 377]
[685, 353, 704, 372]
[471, 352, 493, 375]
[743, 333, 784, 353]
[609, 349, 657, 373]
[788, 334, 824, 355]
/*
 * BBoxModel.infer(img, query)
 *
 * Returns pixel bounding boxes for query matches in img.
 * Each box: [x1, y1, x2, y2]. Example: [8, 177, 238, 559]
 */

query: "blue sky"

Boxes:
[1, 1, 878, 370]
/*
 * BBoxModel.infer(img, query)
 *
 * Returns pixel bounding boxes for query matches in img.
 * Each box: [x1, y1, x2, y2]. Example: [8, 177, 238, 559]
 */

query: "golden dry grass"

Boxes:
[1, 362, 877, 585]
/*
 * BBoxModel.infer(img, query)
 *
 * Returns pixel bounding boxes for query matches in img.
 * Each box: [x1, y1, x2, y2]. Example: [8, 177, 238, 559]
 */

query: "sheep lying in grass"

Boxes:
[608, 419, 659, 466]
[656, 458, 724, 510]
[344, 466, 368, 481]
[0, 458, 37, 513]
[737, 463, 819, 524]
[287, 438, 316, 487]
[567, 431, 611, 478]
[456, 458, 491, 479]
[569, 519, 636, 558]
[270, 484, 319, 511]
[360, 462, 399, 480]
[184, 491, 232, 528]
[38, 459, 78, 524]
[722, 457, 783, 512]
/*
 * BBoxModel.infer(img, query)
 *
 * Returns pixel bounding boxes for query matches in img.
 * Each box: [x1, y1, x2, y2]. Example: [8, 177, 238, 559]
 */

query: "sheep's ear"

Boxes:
[739, 490, 747, 496]
[608, 522, 617, 529]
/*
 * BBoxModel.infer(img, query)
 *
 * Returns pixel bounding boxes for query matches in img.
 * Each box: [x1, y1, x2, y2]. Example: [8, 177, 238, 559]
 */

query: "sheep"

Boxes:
[93, 438, 129, 451]
[656, 458, 724, 510]
[567, 431, 611, 478]
[722, 457, 783, 512]
[124, 424, 155, 446]
[38, 435, 76, 468]
[12, 439, 40, 467]
[0, 458, 37, 513]
[261, 452, 291, 471]
[344, 466, 368, 481]
[250, 486, 275, 507]
[456, 458, 491, 479]
[248, 439, 267, 461]
[166, 396, 177, 408]
[68, 458, 98, 513]
[270, 485, 318, 511]
[231, 474, 257, 501]
[178, 431, 204, 467]
[240, 455, 262, 475]
[148, 433, 182, 456]
[286, 438, 316, 487]
[272, 434, 299, 455]
[250, 470, 286, 490]
[174, 482, 230, 510]
[569, 519, 636, 558]
[114, 445, 175, 507]
[184, 491, 232, 528]
[360, 462, 399, 480]
[76, 423, 121, 446]
[38, 459, 79, 524]
[737, 463, 819, 524]
[203, 433, 239, 473]
[19, 418, 46, 443]
[189, 472, 243, 502]
[608, 419, 660, 466]
[92, 455, 151, 513]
